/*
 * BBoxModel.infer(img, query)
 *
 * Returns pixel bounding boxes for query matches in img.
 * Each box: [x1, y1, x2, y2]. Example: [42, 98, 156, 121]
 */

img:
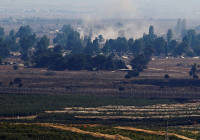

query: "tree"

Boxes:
[153, 37, 167, 56]
[149, 25, 156, 40]
[16, 25, 36, 61]
[53, 25, 83, 53]
[0, 27, 4, 38]
[19, 34, 36, 60]
[167, 29, 173, 43]
[84, 37, 93, 55]
[173, 39, 189, 56]
[131, 39, 144, 56]
[5, 30, 18, 51]
[164, 74, 170, 79]
[167, 40, 178, 55]
[102, 39, 114, 54]
[16, 25, 33, 38]
[130, 54, 150, 72]
[189, 63, 199, 79]
[35, 35, 50, 56]
[128, 38, 134, 50]
[92, 37, 100, 54]
[115, 37, 129, 53]
[98, 35, 104, 43]
[149, 25, 154, 36]
[0, 39, 10, 58]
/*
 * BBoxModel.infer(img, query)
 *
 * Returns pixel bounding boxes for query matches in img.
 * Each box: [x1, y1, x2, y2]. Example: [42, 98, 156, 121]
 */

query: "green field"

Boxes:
[0, 93, 178, 117]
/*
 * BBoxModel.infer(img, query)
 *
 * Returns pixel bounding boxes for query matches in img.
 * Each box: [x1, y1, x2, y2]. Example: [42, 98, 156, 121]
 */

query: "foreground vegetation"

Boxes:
[0, 123, 104, 140]
[0, 93, 177, 117]
[1, 123, 199, 140]
[76, 125, 181, 140]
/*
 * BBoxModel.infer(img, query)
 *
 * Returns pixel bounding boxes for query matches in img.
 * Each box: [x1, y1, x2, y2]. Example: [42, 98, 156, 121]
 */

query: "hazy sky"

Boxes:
[1, 0, 200, 19]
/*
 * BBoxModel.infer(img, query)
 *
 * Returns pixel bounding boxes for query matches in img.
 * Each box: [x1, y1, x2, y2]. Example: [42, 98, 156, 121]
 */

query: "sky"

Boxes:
[1, 0, 200, 19]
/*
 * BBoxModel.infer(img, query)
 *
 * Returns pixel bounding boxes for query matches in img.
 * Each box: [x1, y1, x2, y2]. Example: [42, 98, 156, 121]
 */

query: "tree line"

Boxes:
[0, 23, 200, 72]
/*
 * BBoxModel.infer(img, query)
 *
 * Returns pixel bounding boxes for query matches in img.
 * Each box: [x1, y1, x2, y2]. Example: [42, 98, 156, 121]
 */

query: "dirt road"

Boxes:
[36, 123, 131, 140]
[115, 126, 195, 140]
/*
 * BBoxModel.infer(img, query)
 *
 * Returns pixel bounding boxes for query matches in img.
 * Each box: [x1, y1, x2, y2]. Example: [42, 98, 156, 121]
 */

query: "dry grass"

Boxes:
[0, 57, 199, 98]
[115, 126, 195, 140]
[45, 101, 200, 120]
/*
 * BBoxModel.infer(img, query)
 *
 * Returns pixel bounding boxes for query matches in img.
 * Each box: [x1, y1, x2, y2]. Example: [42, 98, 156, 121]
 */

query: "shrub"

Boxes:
[14, 78, 22, 84]
[13, 65, 18, 70]
[164, 74, 170, 79]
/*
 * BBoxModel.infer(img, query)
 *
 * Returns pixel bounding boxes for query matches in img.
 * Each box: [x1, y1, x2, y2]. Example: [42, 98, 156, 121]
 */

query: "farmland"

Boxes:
[0, 57, 200, 98]
[0, 57, 200, 139]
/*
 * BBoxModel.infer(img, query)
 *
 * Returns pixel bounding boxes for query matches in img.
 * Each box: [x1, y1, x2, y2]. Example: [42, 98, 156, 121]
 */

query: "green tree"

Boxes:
[16, 25, 33, 38]
[102, 39, 114, 54]
[167, 29, 173, 43]
[6, 30, 18, 51]
[167, 40, 178, 55]
[0, 38, 10, 58]
[84, 37, 93, 55]
[35, 35, 50, 55]
[189, 63, 199, 79]
[131, 39, 144, 56]
[92, 37, 100, 53]
[19, 34, 36, 60]
[54, 25, 83, 53]
[0, 27, 4, 38]
[173, 39, 189, 56]
[153, 37, 167, 56]
[149, 25, 156, 40]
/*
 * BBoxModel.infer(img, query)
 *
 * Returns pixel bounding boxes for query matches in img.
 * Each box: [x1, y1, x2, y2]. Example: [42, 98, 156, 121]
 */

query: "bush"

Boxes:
[13, 65, 18, 70]
[164, 74, 170, 79]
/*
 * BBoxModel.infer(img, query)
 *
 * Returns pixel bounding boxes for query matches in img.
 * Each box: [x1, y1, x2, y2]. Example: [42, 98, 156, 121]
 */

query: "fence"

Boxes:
[0, 87, 200, 99]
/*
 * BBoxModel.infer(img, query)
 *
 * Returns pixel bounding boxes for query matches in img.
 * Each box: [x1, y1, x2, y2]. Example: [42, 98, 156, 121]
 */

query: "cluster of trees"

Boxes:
[102, 25, 200, 57]
[0, 25, 126, 71]
[34, 52, 126, 71]
[1, 22, 200, 71]
[189, 63, 200, 79]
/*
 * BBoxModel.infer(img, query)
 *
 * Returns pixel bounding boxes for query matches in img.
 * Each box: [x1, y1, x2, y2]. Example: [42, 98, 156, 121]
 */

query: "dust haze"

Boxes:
[0, 0, 200, 39]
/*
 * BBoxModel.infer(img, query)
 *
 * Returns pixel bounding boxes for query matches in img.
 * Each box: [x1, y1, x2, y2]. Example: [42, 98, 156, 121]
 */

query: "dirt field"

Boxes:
[45, 101, 200, 120]
[0, 57, 199, 98]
